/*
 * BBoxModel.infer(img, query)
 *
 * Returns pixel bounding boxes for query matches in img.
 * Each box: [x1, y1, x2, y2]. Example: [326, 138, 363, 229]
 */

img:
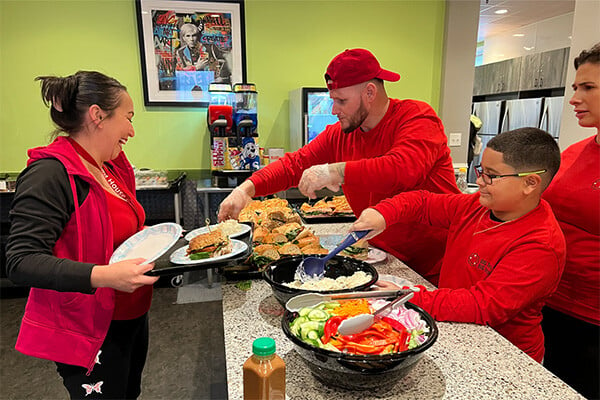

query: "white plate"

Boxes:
[319, 234, 388, 265]
[170, 239, 248, 265]
[110, 223, 182, 264]
[184, 223, 251, 241]
[367, 248, 388, 264]
[378, 274, 414, 288]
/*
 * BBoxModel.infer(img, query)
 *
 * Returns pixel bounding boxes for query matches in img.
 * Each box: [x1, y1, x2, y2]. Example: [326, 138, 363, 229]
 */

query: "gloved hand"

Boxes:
[351, 208, 386, 239]
[217, 187, 252, 221]
[298, 163, 343, 199]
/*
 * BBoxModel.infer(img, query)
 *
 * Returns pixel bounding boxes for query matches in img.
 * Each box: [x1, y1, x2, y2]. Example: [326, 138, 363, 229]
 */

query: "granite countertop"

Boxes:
[221, 223, 583, 400]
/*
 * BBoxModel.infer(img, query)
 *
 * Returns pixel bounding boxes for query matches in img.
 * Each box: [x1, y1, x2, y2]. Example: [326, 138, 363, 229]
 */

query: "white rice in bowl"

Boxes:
[285, 271, 372, 291]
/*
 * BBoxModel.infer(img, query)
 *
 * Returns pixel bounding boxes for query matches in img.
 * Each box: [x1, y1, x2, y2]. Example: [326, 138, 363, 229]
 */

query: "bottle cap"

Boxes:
[252, 337, 276, 356]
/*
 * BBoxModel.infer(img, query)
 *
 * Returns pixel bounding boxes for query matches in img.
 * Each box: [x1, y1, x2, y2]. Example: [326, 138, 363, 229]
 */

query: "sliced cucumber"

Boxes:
[298, 308, 312, 317]
[307, 309, 329, 321]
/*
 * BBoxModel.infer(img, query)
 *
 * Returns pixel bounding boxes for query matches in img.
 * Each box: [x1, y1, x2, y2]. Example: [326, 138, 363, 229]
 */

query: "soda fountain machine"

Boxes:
[209, 82, 261, 187]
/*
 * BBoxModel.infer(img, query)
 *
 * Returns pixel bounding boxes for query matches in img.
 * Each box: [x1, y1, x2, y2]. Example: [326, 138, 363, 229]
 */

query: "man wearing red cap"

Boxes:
[219, 48, 459, 283]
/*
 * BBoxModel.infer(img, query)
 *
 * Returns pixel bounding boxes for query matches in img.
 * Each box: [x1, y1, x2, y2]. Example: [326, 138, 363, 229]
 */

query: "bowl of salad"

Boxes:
[263, 255, 378, 307]
[281, 297, 438, 390]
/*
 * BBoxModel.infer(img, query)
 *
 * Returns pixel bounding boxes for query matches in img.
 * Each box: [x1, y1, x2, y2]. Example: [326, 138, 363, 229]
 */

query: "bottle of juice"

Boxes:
[243, 337, 285, 400]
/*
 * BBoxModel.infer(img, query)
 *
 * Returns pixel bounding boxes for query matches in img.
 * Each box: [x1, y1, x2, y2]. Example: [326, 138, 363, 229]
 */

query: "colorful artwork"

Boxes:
[136, 0, 246, 106]
[151, 10, 233, 97]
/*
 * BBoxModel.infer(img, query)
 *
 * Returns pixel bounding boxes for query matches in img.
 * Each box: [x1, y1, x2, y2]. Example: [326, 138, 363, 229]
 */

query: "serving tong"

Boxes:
[337, 291, 414, 336]
[285, 289, 411, 312]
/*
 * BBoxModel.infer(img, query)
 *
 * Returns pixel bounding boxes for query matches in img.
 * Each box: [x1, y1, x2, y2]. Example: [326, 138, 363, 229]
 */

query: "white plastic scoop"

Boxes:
[337, 292, 414, 336]
[285, 290, 408, 312]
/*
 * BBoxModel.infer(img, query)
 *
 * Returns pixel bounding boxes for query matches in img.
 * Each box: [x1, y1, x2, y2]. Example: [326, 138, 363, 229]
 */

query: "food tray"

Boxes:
[292, 204, 356, 224]
[145, 238, 253, 277]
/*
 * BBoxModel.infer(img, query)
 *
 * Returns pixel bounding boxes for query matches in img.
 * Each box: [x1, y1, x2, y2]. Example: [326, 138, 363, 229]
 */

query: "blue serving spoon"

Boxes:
[296, 230, 371, 282]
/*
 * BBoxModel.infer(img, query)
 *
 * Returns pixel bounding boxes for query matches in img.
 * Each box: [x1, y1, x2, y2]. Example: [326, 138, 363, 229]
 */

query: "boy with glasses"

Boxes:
[351, 127, 565, 362]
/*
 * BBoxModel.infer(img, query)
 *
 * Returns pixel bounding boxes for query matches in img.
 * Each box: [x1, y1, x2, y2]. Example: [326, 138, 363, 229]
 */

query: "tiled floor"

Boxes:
[0, 285, 228, 400]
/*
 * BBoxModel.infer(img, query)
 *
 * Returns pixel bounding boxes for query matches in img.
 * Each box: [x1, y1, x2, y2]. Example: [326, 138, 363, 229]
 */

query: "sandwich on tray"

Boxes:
[186, 229, 232, 260]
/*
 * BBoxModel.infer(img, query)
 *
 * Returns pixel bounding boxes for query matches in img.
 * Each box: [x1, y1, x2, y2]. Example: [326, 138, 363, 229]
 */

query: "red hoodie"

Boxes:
[15, 137, 138, 372]
[250, 99, 459, 283]
[374, 191, 566, 362]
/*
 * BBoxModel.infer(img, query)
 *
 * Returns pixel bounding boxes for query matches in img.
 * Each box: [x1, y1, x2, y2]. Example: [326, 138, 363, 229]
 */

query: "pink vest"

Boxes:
[15, 137, 136, 372]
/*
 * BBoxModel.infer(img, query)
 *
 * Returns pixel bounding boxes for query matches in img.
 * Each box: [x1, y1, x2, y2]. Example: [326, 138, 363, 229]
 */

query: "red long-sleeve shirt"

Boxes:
[250, 99, 459, 282]
[374, 191, 566, 362]
[543, 136, 600, 325]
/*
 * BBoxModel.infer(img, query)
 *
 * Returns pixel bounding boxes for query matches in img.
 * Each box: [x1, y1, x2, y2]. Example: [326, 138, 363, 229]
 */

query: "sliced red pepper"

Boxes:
[397, 330, 411, 352]
[343, 342, 385, 355]
[322, 316, 345, 344]
[381, 316, 407, 332]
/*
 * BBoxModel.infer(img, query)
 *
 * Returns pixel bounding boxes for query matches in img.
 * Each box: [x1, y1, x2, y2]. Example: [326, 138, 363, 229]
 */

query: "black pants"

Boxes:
[56, 314, 149, 400]
[542, 307, 599, 399]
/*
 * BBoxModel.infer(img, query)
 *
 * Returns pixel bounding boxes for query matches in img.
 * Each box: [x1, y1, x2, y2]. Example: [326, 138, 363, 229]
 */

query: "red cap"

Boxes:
[325, 48, 400, 90]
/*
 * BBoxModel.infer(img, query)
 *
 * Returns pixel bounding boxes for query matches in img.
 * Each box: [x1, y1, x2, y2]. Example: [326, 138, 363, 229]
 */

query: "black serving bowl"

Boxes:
[262, 255, 378, 307]
[282, 302, 438, 390]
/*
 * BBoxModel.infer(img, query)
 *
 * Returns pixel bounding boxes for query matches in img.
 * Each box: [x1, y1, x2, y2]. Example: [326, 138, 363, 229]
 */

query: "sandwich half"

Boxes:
[187, 229, 232, 260]
[340, 239, 369, 260]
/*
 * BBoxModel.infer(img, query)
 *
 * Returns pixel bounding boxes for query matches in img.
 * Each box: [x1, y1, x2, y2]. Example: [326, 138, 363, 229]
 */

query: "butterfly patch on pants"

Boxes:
[82, 381, 103, 396]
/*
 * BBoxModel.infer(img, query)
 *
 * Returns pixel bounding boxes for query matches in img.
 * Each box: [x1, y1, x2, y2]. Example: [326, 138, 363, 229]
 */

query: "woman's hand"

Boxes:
[350, 208, 386, 240]
[91, 258, 159, 293]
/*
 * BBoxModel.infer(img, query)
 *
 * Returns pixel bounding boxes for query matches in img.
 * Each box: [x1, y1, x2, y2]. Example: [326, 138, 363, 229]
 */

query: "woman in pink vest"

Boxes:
[6, 71, 158, 399]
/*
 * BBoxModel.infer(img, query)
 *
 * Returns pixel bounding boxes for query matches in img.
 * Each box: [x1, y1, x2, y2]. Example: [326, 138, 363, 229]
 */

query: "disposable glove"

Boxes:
[298, 164, 343, 199]
[217, 187, 252, 221]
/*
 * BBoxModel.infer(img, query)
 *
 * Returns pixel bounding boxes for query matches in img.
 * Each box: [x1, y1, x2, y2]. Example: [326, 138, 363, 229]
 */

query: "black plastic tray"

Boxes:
[291, 204, 356, 224]
[145, 237, 253, 277]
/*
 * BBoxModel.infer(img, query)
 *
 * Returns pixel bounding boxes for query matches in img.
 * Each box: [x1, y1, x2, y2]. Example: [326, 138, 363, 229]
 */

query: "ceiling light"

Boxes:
[495, 9, 508, 14]
[524, 46, 535, 51]
[513, 33, 525, 37]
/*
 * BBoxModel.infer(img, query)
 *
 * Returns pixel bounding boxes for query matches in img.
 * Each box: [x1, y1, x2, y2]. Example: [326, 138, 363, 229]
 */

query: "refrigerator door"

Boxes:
[289, 88, 337, 151]
[469, 101, 503, 183]
[539, 96, 564, 138]
[501, 98, 543, 132]
[472, 101, 503, 135]
[306, 91, 337, 144]
[468, 134, 496, 183]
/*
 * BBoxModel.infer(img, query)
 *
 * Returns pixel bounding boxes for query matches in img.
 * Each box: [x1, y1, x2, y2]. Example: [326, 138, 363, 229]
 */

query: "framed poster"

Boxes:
[135, 0, 247, 107]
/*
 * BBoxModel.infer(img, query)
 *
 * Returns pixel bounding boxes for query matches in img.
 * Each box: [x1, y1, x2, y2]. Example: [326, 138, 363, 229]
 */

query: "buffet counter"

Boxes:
[221, 223, 583, 399]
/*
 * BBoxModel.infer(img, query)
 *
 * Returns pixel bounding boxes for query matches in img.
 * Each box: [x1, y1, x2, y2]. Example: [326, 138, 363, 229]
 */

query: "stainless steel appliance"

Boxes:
[540, 96, 565, 139]
[469, 100, 504, 182]
[500, 98, 543, 133]
[289, 88, 338, 151]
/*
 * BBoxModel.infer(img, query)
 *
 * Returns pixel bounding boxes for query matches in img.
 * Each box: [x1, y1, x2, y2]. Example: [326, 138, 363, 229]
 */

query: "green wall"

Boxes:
[0, 0, 445, 173]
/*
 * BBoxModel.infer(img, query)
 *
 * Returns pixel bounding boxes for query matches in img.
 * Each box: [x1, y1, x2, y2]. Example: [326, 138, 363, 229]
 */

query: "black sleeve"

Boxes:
[6, 159, 96, 293]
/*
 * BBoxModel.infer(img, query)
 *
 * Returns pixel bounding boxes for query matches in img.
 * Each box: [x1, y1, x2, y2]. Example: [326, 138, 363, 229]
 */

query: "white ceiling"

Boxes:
[477, 0, 575, 42]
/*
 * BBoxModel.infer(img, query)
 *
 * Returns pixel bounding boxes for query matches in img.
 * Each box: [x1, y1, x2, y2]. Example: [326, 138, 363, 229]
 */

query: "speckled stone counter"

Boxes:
[222, 223, 583, 400]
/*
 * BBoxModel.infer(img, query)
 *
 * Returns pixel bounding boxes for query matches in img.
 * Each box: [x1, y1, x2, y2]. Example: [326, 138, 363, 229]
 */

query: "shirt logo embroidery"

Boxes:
[468, 252, 494, 275]
[592, 179, 600, 190]
[82, 381, 103, 396]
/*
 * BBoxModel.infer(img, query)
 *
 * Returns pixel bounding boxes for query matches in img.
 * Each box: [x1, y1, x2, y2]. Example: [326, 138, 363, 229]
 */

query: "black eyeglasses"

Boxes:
[474, 165, 547, 185]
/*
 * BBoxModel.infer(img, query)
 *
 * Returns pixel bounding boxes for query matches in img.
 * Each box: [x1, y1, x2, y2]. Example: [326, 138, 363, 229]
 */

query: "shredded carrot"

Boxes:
[332, 299, 371, 317]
